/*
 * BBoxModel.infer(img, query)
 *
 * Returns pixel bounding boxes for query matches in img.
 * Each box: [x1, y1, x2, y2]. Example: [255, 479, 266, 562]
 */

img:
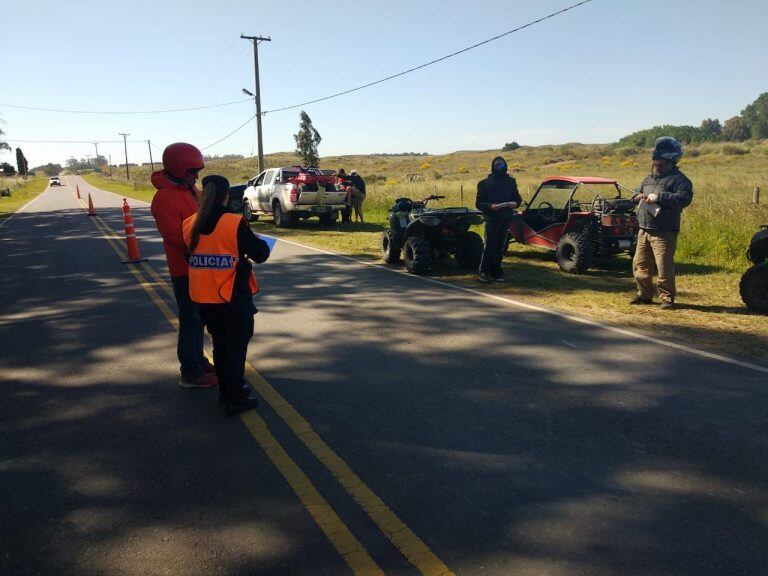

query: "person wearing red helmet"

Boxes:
[150, 142, 215, 388]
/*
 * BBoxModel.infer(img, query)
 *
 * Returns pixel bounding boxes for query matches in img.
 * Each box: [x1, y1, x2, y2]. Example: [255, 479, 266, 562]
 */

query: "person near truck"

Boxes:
[475, 156, 522, 283]
[348, 170, 366, 223]
[630, 137, 693, 310]
[182, 175, 270, 417]
[151, 142, 216, 389]
[337, 168, 354, 223]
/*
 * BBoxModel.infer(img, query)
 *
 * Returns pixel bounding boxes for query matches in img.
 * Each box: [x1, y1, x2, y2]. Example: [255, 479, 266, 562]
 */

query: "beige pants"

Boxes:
[633, 229, 678, 302]
[351, 188, 366, 222]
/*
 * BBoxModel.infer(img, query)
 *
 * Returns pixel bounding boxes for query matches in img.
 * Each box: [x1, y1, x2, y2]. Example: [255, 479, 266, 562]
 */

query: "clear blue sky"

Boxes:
[1, 0, 766, 168]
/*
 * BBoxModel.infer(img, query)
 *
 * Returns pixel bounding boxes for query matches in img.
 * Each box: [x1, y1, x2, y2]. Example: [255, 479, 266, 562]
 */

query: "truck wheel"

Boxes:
[273, 202, 292, 228]
[243, 199, 258, 222]
[455, 231, 484, 270]
[556, 230, 593, 273]
[319, 212, 337, 226]
[740, 264, 768, 314]
[381, 229, 402, 263]
[404, 236, 431, 275]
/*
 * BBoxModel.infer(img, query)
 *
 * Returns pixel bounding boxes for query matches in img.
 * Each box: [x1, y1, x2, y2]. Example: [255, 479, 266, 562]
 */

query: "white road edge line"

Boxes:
[560, 340, 579, 348]
[79, 176, 768, 376]
[0, 186, 50, 228]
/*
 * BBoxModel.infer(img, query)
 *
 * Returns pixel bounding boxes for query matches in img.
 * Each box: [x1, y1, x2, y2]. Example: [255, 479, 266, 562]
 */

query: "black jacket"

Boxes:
[632, 167, 693, 232]
[349, 173, 366, 193]
[475, 158, 522, 222]
[198, 204, 270, 302]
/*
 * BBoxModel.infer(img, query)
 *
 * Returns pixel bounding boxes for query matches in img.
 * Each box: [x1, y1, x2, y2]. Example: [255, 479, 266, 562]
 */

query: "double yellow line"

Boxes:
[78, 194, 454, 576]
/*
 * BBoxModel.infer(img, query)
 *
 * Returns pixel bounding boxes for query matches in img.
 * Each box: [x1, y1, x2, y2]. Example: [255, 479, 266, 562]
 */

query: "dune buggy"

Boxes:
[381, 195, 484, 275]
[507, 176, 638, 273]
[740, 225, 768, 313]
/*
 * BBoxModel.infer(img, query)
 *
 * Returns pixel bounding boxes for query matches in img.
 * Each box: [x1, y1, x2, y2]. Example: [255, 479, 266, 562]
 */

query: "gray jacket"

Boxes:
[632, 168, 693, 232]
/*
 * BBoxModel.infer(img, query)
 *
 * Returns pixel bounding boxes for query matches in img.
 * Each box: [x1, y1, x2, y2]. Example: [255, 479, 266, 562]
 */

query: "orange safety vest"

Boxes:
[182, 213, 259, 304]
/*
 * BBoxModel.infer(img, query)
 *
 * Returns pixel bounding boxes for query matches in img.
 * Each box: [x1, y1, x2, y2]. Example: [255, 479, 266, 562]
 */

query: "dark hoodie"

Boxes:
[475, 156, 522, 222]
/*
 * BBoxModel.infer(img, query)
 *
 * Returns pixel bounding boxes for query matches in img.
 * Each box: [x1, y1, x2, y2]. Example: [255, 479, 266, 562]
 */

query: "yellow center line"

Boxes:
[82, 203, 383, 576]
[82, 193, 454, 576]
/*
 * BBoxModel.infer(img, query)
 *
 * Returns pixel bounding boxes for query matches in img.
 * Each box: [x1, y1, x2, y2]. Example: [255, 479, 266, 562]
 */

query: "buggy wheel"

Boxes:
[319, 212, 337, 226]
[243, 199, 258, 222]
[556, 230, 594, 273]
[273, 201, 292, 228]
[456, 231, 484, 270]
[740, 264, 768, 314]
[381, 229, 402, 264]
[404, 236, 431, 275]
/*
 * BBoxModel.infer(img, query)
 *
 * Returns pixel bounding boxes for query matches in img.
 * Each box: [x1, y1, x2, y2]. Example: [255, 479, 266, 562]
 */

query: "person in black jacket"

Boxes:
[184, 175, 271, 416]
[630, 137, 693, 310]
[475, 156, 522, 282]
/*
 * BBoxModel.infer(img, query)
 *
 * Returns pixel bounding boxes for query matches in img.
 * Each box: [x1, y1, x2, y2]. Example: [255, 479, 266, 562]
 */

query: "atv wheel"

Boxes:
[556, 230, 594, 273]
[319, 212, 337, 226]
[740, 264, 768, 314]
[273, 201, 292, 228]
[456, 231, 484, 270]
[243, 199, 258, 222]
[381, 229, 402, 263]
[404, 236, 431, 275]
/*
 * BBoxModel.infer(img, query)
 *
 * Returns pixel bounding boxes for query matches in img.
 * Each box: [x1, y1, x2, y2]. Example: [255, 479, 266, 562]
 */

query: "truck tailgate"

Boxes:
[297, 188, 346, 206]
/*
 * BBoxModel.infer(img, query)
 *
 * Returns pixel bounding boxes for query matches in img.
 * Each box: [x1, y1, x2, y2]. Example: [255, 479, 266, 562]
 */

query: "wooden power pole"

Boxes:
[240, 34, 271, 173]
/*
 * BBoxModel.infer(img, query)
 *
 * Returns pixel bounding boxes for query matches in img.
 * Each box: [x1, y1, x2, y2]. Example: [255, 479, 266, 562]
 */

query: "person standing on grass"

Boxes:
[348, 170, 366, 223]
[475, 156, 521, 283]
[183, 175, 270, 417]
[630, 137, 693, 310]
[151, 142, 217, 389]
[337, 168, 354, 223]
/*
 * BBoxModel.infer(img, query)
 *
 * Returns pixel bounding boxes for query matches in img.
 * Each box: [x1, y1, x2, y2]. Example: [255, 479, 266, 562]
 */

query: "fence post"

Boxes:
[754, 186, 760, 205]
[460, 184, 464, 202]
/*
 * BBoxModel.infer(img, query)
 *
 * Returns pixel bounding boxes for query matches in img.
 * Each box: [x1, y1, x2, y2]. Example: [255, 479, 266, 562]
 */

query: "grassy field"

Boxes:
[82, 141, 768, 359]
[0, 175, 49, 221]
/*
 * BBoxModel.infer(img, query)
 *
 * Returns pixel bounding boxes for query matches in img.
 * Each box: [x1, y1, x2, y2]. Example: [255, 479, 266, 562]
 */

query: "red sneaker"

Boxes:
[179, 372, 218, 389]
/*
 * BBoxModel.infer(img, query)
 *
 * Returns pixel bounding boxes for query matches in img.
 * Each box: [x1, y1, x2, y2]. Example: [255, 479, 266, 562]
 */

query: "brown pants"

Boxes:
[351, 188, 366, 222]
[633, 229, 678, 302]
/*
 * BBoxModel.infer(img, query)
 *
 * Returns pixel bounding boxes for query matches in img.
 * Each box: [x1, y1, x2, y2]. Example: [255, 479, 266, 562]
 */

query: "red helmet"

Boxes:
[162, 142, 204, 179]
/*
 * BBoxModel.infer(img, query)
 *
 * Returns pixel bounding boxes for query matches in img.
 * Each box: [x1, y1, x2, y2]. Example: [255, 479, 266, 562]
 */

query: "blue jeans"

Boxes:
[171, 275, 206, 378]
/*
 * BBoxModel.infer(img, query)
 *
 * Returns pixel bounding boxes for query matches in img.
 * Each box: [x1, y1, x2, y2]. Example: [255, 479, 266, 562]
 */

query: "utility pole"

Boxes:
[119, 133, 130, 179]
[108, 154, 113, 178]
[93, 142, 100, 171]
[240, 34, 271, 173]
[147, 140, 155, 173]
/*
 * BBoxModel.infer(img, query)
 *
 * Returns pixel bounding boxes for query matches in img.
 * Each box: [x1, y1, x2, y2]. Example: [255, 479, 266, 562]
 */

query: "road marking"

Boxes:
[560, 340, 579, 348]
[81, 191, 455, 576]
[0, 186, 49, 228]
[271, 236, 768, 376]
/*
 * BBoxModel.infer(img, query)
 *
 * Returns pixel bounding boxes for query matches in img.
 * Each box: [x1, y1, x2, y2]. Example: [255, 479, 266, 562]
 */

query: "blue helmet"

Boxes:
[652, 137, 683, 163]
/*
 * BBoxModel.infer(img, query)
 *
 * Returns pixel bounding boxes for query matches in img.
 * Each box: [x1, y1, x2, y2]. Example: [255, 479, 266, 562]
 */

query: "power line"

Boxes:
[0, 99, 252, 115]
[262, 0, 594, 114]
[3, 139, 148, 143]
[201, 114, 257, 150]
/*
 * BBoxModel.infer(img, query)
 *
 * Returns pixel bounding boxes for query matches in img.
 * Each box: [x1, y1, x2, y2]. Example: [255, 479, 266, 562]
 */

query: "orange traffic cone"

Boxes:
[86, 193, 97, 216]
[121, 198, 147, 264]
[76, 185, 81, 199]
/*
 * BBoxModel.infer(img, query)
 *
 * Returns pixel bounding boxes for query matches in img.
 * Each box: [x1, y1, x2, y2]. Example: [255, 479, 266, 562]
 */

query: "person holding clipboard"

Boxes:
[475, 156, 522, 283]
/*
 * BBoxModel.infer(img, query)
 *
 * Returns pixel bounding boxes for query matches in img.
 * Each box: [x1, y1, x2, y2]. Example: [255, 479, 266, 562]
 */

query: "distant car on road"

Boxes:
[49, 176, 61, 187]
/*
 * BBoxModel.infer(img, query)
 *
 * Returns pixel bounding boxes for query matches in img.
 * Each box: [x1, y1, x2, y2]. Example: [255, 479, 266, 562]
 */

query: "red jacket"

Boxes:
[150, 170, 200, 276]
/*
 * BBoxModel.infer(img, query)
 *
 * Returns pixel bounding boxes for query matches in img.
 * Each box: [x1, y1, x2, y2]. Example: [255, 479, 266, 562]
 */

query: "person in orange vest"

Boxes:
[182, 175, 270, 416]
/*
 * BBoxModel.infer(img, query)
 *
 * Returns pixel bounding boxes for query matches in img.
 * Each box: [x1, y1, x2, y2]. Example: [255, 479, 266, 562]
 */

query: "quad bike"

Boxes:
[381, 195, 484, 275]
[507, 176, 638, 273]
[740, 225, 768, 313]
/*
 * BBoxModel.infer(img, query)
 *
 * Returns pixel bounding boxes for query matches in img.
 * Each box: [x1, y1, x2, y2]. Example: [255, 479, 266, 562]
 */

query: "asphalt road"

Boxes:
[2, 175, 767, 576]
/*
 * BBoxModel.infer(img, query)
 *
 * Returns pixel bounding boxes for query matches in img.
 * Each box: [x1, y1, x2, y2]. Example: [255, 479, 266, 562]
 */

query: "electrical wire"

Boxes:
[201, 113, 257, 150]
[3, 139, 147, 143]
[262, 0, 593, 114]
[0, 99, 252, 115]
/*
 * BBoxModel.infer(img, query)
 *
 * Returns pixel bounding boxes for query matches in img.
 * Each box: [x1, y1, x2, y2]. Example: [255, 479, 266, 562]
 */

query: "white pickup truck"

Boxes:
[242, 166, 347, 227]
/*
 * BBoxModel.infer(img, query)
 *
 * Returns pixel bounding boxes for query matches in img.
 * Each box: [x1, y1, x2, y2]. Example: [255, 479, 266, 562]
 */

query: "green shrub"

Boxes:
[721, 144, 749, 156]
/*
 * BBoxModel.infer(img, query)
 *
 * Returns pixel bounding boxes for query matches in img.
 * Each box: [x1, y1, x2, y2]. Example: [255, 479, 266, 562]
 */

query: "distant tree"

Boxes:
[721, 116, 751, 142]
[1, 162, 15, 176]
[15, 147, 28, 176]
[699, 118, 722, 138]
[293, 110, 321, 166]
[0, 117, 10, 153]
[31, 163, 63, 176]
[502, 141, 521, 151]
[617, 125, 707, 147]
[741, 92, 768, 139]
